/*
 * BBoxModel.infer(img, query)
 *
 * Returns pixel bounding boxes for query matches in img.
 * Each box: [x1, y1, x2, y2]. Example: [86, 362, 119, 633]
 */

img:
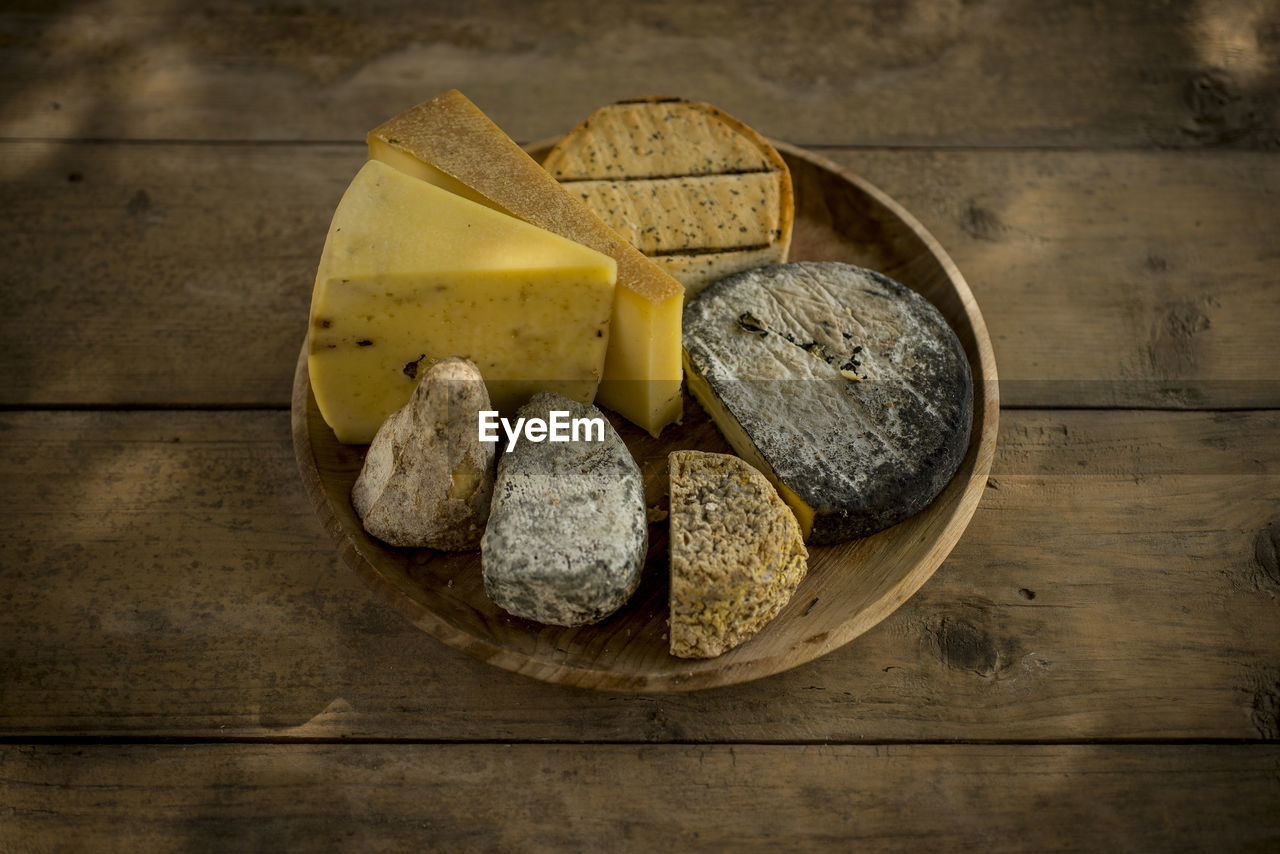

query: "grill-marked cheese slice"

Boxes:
[682, 262, 973, 544]
[308, 159, 616, 444]
[668, 450, 807, 659]
[367, 90, 684, 438]
[542, 97, 794, 297]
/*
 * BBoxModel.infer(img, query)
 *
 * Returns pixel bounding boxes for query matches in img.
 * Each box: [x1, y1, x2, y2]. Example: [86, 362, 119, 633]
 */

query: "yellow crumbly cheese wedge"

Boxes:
[367, 89, 684, 437]
[308, 159, 616, 444]
[542, 97, 794, 297]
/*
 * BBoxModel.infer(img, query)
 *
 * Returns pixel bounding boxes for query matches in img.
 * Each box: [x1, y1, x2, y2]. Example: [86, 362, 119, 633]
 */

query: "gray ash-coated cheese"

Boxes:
[481, 392, 647, 626]
[682, 262, 973, 544]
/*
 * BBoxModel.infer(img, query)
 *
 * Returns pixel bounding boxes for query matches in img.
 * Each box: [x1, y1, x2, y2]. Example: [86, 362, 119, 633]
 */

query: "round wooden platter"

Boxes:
[292, 141, 999, 692]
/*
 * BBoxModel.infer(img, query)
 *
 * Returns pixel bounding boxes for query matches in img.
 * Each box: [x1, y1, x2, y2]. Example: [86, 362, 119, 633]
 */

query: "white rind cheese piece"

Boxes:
[481, 392, 647, 626]
[668, 450, 808, 659]
[352, 357, 496, 550]
[682, 262, 973, 545]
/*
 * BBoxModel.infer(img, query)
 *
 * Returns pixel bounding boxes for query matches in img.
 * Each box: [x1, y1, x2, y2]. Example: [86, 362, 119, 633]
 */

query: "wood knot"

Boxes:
[959, 199, 1004, 241]
[922, 606, 1018, 679]
[1147, 299, 1211, 375]
[1250, 671, 1280, 740]
[125, 188, 152, 216]
[1180, 69, 1264, 146]
[1253, 521, 1280, 591]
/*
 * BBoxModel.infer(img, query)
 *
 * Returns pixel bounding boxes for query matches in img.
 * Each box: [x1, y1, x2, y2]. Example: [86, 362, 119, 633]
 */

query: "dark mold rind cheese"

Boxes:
[682, 262, 973, 545]
[481, 392, 647, 626]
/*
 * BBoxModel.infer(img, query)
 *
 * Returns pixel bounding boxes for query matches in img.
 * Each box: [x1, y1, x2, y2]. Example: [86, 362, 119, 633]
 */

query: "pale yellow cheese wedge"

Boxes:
[308, 159, 616, 444]
[367, 89, 684, 438]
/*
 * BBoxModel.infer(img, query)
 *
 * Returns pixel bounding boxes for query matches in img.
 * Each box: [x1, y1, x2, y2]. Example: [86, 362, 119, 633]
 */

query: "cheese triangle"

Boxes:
[368, 90, 685, 437]
[308, 159, 616, 444]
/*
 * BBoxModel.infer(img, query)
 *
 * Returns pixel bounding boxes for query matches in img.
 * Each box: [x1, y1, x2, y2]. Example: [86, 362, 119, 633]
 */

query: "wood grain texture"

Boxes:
[1, 142, 1276, 408]
[842, 148, 1280, 407]
[2, 410, 1277, 739]
[1, 1, 1274, 846]
[2, 744, 1278, 852]
[1, 0, 1277, 149]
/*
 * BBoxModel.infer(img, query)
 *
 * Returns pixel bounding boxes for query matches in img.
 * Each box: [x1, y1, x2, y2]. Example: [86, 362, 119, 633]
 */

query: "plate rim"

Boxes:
[291, 139, 1000, 692]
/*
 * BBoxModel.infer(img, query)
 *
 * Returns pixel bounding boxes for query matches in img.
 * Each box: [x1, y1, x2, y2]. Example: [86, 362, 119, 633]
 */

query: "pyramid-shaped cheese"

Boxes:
[308, 159, 616, 444]
[367, 90, 685, 437]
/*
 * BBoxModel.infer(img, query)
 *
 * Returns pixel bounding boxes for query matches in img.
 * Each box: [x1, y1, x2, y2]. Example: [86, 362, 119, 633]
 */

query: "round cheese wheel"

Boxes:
[682, 262, 973, 544]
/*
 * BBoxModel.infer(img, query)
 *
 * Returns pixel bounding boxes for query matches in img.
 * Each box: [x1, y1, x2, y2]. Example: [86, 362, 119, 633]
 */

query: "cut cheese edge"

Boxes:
[562, 173, 783, 255]
[308, 159, 616, 444]
[368, 90, 685, 437]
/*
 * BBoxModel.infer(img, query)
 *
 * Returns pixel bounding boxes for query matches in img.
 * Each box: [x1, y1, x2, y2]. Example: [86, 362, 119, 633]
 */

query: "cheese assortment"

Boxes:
[306, 91, 973, 659]
[308, 159, 616, 443]
[368, 90, 684, 438]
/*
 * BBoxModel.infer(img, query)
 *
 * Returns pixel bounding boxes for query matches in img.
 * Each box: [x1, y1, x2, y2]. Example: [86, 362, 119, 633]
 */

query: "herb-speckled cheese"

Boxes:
[682, 262, 973, 544]
[542, 97, 794, 296]
[307, 159, 616, 444]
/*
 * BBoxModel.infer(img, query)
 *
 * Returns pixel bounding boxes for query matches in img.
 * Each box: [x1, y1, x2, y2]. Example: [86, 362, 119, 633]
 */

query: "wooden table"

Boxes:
[3, 1, 1278, 849]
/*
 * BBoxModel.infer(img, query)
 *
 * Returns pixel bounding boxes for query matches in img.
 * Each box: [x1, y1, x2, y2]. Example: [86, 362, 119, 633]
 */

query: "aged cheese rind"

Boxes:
[481, 392, 647, 626]
[682, 262, 973, 545]
[307, 159, 616, 444]
[668, 450, 808, 659]
[368, 90, 684, 437]
[542, 97, 794, 294]
[543, 99, 776, 180]
[352, 357, 496, 550]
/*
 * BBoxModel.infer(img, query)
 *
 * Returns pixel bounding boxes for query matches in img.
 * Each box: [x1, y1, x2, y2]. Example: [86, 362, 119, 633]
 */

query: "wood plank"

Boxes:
[2, 142, 1277, 408]
[840, 147, 1280, 407]
[2, 409, 1278, 741]
[1, 0, 1278, 149]
[1, 744, 1277, 852]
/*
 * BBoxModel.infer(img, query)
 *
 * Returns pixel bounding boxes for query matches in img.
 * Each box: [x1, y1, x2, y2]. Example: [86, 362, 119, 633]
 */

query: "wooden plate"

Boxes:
[292, 141, 999, 692]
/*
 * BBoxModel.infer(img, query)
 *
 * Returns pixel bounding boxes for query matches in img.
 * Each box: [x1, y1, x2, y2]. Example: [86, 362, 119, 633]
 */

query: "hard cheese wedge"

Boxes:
[308, 159, 616, 444]
[368, 89, 685, 437]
